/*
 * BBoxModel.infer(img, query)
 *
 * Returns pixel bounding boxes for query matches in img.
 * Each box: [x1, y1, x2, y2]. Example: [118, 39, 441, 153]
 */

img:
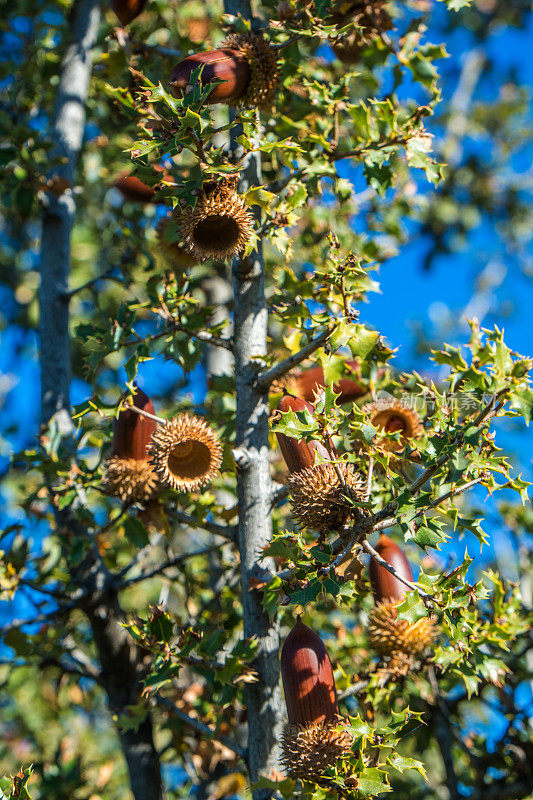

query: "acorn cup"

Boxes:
[147, 414, 222, 492]
[362, 398, 423, 452]
[170, 33, 279, 110]
[174, 175, 254, 262]
[367, 535, 435, 678]
[102, 388, 159, 504]
[111, 0, 148, 26]
[329, 0, 393, 65]
[276, 394, 366, 533]
[280, 618, 353, 782]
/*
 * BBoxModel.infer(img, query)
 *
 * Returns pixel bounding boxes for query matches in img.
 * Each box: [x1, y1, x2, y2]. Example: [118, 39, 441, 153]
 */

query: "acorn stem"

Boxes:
[365, 458, 374, 501]
[362, 539, 433, 602]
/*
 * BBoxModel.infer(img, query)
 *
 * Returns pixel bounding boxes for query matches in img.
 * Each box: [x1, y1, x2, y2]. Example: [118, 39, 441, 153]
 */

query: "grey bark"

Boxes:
[38, 3, 164, 799]
[224, 0, 284, 793]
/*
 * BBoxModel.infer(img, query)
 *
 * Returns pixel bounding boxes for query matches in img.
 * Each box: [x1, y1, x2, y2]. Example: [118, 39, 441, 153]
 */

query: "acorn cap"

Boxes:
[281, 618, 340, 727]
[362, 398, 423, 451]
[175, 176, 254, 262]
[368, 599, 435, 657]
[221, 33, 279, 110]
[369, 535, 413, 603]
[170, 48, 251, 105]
[276, 394, 333, 474]
[330, 0, 393, 65]
[147, 414, 222, 492]
[103, 457, 159, 504]
[113, 387, 157, 462]
[375, 650, 417, 685]
[280, 720, 353, 782]
[111, 0, 148, 27]
[288, 462, 366, 532]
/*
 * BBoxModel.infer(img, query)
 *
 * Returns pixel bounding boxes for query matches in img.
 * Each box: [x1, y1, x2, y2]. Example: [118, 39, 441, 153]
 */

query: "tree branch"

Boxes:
[155, 696, 247, 759]
[254, 327, 333, 390]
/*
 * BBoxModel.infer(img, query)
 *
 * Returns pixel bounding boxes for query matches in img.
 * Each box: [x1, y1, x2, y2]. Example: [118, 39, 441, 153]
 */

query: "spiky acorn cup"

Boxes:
[280, 619, 353, 781]
[147, 414, 222, 492]
[170, 33, 279, 110]
[330, 0, 393, 65]
[275, 394, 366, 532]
[103, 388, 159, 504]
[175, 176, 254, 262]
[368, 535, 435, 672]
[362, 398, 423, 452]
[289, 463, 366, 533]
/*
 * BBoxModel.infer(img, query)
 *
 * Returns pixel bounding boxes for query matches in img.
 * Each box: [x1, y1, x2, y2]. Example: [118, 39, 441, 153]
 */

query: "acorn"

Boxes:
[272, 360, 367, 404]
[275, 394, 332, 474]
[170, 48, 251, 105]
[174, 175, 254, 262]
[111, 0, 148, 26]
[369, 534, 413, 603]
[362, 398, 423, 452]
[367, 535, 434, 667]
[114, 165, 168, 203]
[170, 33, 279, 110]
[103, 387, 159, 504]
[147, 414, 222, 492]
[280, 618, 352, 781]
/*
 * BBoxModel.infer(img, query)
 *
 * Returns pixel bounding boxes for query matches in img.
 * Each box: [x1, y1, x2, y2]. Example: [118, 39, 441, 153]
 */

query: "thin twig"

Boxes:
[365, 458, 374, 502]
[113, 545, 227, 592]
[255, 327, 333, 390]
[126, 403, 167, 425]
[155, 696, 246, 758]
[168, 509, 237, 543]
[361, 539, 433, 601]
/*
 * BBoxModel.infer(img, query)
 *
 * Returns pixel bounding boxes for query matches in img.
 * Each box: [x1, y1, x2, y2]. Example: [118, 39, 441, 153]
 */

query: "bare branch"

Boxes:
[255, 328, 333, 391]
[155, 696, 247, 758]
[168, 509, 237, 543]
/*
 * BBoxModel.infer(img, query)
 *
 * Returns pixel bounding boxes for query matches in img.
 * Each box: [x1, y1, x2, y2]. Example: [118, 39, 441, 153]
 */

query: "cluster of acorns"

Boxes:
[102, 387, 223, 503]
[274, 365, 435, 779]
[280, 533, 435, 782]
[111, 0, 394, 264]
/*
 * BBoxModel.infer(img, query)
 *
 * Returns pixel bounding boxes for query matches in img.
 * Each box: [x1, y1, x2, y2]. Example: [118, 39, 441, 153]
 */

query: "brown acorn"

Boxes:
[280, 618, 352, 781]
[170, 49, 251, 105]
[103, 388, 159, 504]
[110, 0, 148, 26]
[369, 534, 413, 603]
[272, 360, 367, 404]
[367, 535, 435, 664]
[170, 33, 279, 110]
[156, 213, 199, 270]
[114, 166, 168, 203]
[112, 387, 156, 461]
[275, 394, 332, 474]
